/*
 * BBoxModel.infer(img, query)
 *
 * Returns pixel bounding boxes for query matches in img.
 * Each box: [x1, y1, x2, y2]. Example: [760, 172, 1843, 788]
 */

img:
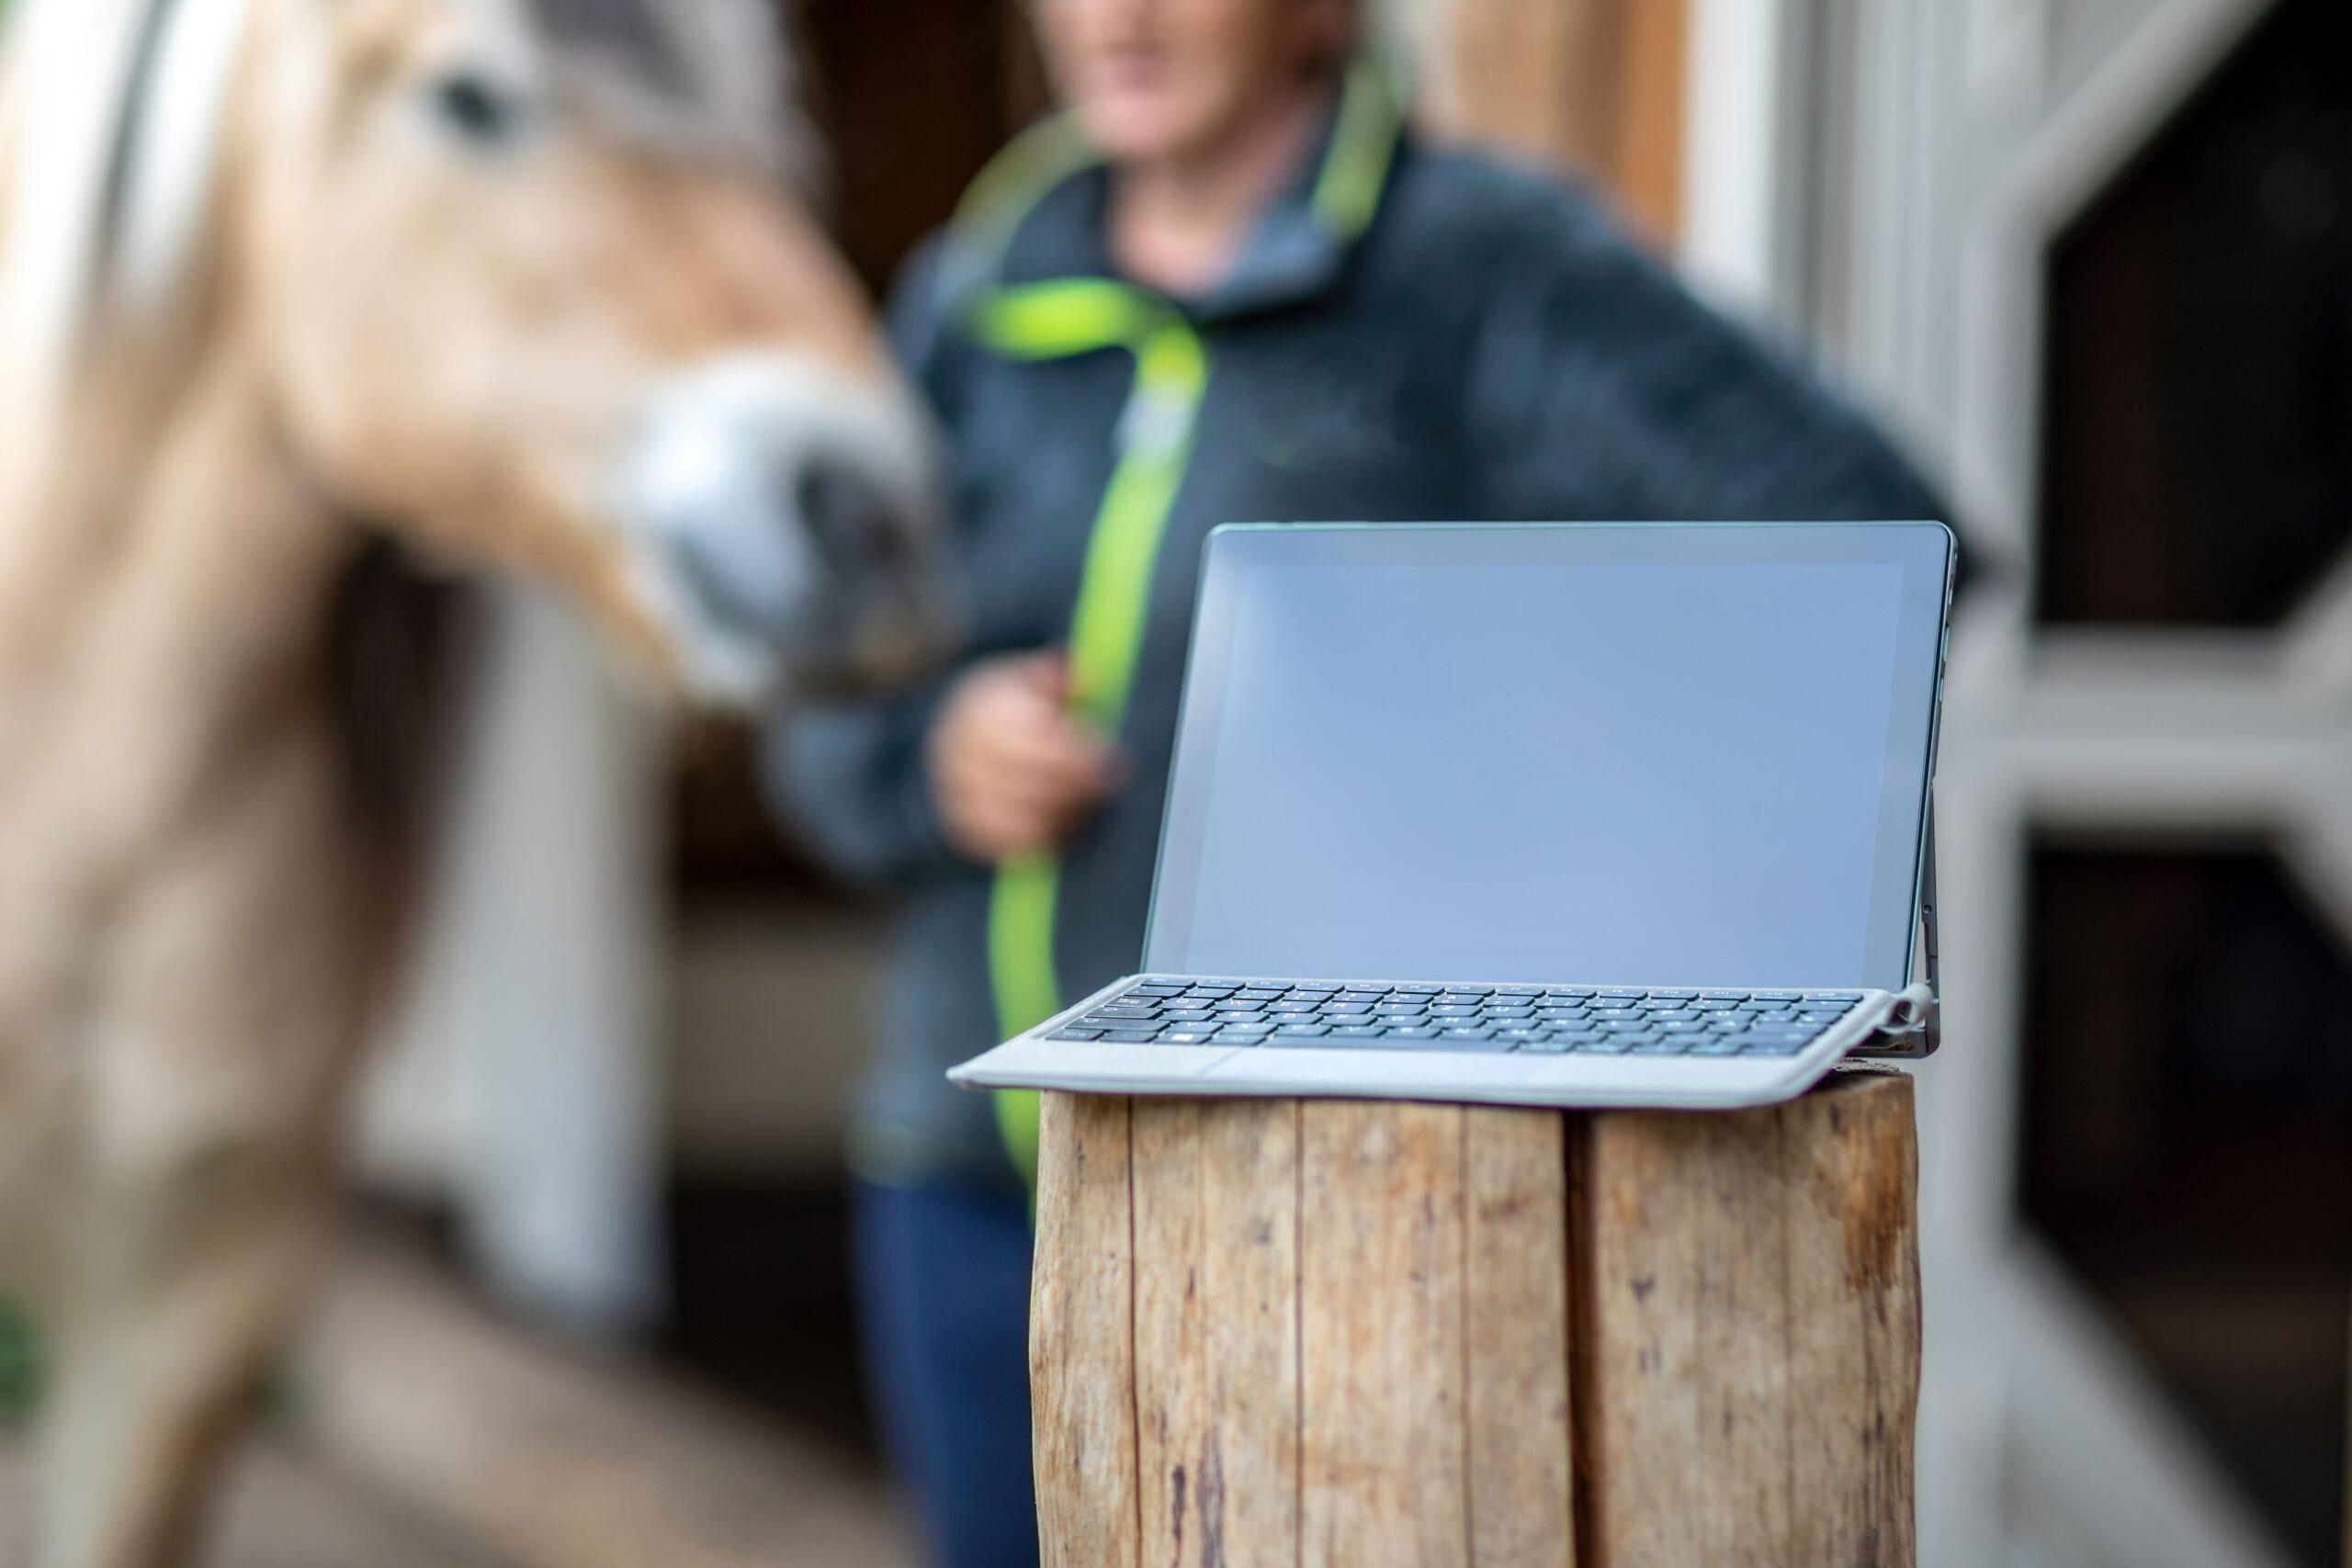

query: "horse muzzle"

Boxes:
[616, 353, 956, 705]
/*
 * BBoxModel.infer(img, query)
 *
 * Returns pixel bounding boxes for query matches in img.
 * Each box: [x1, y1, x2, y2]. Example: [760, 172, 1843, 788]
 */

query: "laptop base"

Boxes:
[951, 976, 1909, 1112]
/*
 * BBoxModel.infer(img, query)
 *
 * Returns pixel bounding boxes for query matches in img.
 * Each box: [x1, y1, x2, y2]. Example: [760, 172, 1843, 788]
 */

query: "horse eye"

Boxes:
[429, 70, 526, 145]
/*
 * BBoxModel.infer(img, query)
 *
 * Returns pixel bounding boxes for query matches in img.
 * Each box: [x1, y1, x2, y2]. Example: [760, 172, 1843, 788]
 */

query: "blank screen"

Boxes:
[1146, 526, 1946, 990]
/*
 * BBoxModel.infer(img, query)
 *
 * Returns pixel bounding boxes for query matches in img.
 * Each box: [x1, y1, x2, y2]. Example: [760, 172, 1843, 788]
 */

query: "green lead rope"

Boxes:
[971, 282, 1210, 1181]
[960, 60, 1402, 1185]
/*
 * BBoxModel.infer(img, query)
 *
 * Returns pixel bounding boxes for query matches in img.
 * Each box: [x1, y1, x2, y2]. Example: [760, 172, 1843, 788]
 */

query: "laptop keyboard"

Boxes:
[1044, 980, 1869, 1056]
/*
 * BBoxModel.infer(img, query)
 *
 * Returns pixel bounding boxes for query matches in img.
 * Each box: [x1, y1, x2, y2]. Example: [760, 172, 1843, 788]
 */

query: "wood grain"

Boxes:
[1464, 1107, 1576, 1566]
[1030, 1077, 1919, 1568]
[1131, 1096, 1301, 1568]
[1576, 1073, 1919, 1567]
[1297, 1100, 1469, 1564]
[1031, 1092, 1142, 1568]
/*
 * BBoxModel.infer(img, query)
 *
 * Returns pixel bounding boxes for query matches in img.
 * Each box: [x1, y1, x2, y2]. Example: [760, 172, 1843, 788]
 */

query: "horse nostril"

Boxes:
[795, 457, 906, 570]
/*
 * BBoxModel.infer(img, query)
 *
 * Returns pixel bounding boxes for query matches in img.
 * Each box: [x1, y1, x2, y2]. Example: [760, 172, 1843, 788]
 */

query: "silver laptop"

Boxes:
[950, 521, 1954, 1111]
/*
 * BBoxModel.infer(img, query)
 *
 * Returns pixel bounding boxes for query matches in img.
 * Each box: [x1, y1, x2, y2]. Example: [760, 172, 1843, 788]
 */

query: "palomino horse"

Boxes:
[0, 0, 941, 1562]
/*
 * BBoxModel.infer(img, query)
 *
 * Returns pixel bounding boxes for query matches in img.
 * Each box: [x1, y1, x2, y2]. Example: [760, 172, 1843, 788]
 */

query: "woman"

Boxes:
[768, 1, 1945, 1562]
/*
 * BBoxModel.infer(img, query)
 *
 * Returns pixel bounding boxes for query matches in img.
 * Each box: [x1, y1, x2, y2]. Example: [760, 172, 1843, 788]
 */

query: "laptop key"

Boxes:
[1102, 1030, 1161, 1043]
[1047, 1028, 1105, 1042]
[1272, 1025, 1331, 1039]
[1385, 1027, 1442, 1040]
[1160, 1030, 1221, 1044]
[1629, 1038, 1692, 1054]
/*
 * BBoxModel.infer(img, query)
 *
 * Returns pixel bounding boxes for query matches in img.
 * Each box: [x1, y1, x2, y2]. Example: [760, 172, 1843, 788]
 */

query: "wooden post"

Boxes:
[1029, 1071, 1920, 1567]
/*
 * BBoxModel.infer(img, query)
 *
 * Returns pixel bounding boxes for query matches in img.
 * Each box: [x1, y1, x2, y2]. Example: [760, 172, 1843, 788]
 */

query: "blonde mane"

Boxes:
[0, 0, 806, 417]
[0, 0, 250, 432]
[113, 0, 254, 324]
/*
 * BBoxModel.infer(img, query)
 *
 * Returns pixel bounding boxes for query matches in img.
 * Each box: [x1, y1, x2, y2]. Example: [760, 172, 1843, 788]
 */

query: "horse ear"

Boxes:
[518, 0, 808, 175]
[527, 0, 692, 96]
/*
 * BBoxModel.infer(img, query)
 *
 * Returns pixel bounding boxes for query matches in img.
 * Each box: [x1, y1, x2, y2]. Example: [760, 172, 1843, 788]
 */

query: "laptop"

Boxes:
[950, 520, 1954, 1111]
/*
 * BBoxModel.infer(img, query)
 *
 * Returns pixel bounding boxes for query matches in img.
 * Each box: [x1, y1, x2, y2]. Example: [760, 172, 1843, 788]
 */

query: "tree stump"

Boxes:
[1029, 1070, 1920, 1568]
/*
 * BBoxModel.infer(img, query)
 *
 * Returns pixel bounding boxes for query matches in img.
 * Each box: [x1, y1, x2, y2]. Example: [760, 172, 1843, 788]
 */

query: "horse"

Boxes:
[0, 0, 944, 1562]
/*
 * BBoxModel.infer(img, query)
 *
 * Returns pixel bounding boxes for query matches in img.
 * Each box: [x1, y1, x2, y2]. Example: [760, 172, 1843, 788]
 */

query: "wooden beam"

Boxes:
[293, 1242, 911, 1568]
[1410, 0, 1688, 246]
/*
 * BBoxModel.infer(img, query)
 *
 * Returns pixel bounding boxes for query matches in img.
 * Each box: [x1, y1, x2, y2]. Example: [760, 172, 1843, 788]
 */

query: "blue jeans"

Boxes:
[852, 1177, 1039, 1568]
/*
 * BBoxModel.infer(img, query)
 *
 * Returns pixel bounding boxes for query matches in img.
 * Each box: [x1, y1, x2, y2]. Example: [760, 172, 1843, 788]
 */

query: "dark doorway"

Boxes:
[2037, 0, 2352, 629]
[2022, 840, 2352, 1564]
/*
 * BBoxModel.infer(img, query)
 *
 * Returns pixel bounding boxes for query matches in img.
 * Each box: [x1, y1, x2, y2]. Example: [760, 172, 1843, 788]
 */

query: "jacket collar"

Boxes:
[944, 58, 1406, 325]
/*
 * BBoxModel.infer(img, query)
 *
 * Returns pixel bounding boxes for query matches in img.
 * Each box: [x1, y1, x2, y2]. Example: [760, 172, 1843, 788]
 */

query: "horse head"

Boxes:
[232, 0, 947, 704]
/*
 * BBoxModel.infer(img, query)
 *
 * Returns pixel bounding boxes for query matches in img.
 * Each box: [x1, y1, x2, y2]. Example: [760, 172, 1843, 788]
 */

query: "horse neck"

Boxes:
[0, 314, 357, 850]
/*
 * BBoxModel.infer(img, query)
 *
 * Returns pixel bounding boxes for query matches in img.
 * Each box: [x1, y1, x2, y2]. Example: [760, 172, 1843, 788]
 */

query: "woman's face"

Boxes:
[1033, 0, 1352, 164]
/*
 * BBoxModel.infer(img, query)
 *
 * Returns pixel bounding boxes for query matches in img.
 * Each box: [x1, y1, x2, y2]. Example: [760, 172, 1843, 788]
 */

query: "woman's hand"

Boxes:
[926, 650, 1124, 863]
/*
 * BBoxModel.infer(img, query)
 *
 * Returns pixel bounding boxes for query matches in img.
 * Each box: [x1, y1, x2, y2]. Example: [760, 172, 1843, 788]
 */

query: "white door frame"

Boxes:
[1769, 0, 2321, 1561]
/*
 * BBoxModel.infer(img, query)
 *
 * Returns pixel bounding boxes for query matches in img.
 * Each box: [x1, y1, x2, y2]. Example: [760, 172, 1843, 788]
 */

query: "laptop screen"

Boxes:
[1143, 523, 1952, 992]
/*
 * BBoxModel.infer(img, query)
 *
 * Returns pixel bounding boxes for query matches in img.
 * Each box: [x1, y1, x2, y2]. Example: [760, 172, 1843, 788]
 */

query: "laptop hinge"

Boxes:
[1858, 794, 1939, 1058]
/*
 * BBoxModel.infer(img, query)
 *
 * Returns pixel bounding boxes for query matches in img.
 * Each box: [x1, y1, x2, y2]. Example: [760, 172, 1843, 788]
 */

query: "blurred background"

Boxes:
[8, 0, 2347, 1564]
